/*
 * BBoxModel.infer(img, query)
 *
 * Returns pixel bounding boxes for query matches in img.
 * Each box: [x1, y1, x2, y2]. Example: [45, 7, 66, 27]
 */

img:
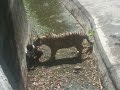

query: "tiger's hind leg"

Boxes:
[86, 42, 93, 55]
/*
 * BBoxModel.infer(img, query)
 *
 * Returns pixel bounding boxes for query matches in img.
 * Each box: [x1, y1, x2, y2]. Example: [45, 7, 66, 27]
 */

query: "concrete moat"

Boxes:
[23, 0, 104, 90]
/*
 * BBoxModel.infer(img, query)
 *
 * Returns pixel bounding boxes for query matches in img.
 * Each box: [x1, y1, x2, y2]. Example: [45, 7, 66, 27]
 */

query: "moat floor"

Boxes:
[27, 45, 103, 90]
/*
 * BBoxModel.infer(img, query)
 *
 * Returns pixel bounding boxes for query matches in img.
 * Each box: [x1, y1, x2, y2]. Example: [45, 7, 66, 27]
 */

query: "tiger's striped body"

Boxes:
[33, 32, 93, 60]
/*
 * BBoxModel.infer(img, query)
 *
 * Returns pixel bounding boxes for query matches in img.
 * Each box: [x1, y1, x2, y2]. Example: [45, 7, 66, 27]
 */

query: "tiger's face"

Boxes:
[33, 38, 42, 47]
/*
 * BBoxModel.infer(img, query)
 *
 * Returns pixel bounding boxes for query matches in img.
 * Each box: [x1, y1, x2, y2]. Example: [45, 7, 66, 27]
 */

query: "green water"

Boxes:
[24, 0, 82, 35]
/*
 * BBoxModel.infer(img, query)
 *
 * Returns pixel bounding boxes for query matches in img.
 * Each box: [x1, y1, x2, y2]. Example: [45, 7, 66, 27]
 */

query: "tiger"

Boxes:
[33, 32, 93, 61]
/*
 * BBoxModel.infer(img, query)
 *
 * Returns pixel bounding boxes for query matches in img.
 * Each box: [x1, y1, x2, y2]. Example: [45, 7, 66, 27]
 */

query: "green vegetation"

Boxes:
[87, 30, 95, 36]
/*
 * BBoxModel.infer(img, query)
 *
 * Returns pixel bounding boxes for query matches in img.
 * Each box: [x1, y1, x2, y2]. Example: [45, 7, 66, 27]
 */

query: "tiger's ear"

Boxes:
[32, 36, 37, 41]
[48, 33, 51, 35]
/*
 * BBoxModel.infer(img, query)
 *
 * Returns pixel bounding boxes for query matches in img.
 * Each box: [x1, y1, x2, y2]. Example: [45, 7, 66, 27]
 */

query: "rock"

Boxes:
[74, 66, 82, 71]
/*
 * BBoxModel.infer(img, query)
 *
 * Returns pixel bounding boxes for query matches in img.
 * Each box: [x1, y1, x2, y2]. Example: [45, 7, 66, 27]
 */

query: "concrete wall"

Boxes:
[60, 0, 93, 33]
[0, 0, 29, 90]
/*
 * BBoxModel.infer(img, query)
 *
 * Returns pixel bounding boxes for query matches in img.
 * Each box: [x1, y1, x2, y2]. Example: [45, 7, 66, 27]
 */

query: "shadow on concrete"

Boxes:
[28, 56, 85, 70]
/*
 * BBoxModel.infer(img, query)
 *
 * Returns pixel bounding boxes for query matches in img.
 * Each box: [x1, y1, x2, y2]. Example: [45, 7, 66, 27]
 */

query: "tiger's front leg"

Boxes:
[49, 49, 56, 61]
[76, 45, 83, 58]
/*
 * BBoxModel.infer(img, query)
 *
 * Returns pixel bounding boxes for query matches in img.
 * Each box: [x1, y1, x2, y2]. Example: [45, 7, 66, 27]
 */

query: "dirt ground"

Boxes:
[27, 42, 104, 90]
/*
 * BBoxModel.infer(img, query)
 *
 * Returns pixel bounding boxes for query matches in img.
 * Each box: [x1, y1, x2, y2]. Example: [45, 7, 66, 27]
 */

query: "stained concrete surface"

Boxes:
[0, 57, 16, 90]
[75, 0, 120, 89]
[0, 0, 29, 90]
